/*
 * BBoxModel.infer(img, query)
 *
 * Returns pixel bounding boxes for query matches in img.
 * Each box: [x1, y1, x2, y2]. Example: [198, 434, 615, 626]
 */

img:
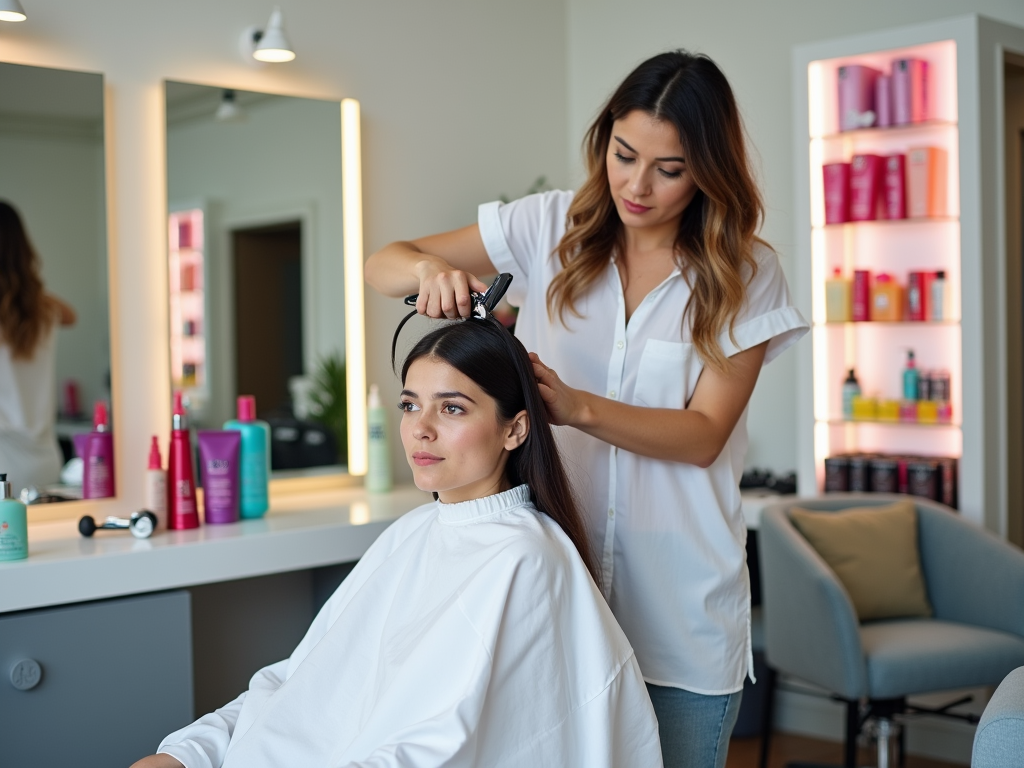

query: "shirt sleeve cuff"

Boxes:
[478, 200, 527, 306]
[158, 743, 212, 768]
[719, 306, 809, 365]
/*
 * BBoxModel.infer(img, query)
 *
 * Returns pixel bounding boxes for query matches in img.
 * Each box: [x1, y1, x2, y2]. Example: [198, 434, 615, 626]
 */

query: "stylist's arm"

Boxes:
[365, 226, 494, 319]
[531, 341, 768, 468]
[130, 754, 184, 768]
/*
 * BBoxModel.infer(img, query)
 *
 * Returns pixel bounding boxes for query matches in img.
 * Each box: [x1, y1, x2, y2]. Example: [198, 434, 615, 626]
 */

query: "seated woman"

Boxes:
[135, 316, 663, 768]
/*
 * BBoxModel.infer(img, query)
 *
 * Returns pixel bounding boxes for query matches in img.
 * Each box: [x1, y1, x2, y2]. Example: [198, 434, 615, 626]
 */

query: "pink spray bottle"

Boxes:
[167, 391, 199, 530]
[82, 401, 115, 499]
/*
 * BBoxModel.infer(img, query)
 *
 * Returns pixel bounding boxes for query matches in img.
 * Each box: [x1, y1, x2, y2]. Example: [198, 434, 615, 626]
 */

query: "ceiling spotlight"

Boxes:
[242, 7, 296, 64]
[0, 0, 27, 22]
[215, 89, 244, 122]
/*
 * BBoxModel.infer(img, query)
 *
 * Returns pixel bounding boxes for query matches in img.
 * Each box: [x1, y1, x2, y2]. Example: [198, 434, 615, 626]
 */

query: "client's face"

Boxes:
[400, 357, 524, 504]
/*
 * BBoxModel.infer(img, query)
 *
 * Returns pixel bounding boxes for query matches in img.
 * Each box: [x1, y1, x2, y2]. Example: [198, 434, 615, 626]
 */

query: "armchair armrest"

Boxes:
[973, 666, 1024, 767]
[917, 503, 1024, 638]
[759, 504, 867, 699]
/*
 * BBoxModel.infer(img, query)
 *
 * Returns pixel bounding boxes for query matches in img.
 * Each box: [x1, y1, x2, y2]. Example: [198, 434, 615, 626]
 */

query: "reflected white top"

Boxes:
[479, 190, 809, 694]
[158, 485, 663, 768]
[0, 324, 62, 490]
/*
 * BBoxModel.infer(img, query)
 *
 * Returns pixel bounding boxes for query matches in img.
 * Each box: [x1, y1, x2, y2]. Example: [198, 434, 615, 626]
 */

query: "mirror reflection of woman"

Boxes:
[134, 318, 663, 768]
[366, 51, 809, 767]
[0, 200, 76, 492]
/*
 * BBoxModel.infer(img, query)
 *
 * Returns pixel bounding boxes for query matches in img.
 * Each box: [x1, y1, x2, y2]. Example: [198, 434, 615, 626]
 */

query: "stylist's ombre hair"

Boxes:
[400, 319, 600, 585]
[549, 50, 765, 372]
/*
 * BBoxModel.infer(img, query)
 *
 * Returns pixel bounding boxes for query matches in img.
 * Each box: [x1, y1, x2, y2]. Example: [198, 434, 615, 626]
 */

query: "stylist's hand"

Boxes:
[130, 754, 184, 768]
[530, 353, 588, 427]
[413, 257, 489, 319]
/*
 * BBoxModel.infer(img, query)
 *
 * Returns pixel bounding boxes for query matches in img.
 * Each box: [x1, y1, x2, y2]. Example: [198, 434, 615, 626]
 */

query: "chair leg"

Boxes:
[844, 699, 860, 768]
[758, 666, 778, 768]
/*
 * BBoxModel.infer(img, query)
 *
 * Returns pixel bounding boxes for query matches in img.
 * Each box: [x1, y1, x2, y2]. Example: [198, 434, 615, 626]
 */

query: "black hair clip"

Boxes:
[392, 273, 514, 368]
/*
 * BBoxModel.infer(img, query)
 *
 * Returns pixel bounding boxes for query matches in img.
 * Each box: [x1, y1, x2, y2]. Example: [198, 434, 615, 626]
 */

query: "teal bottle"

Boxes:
[0, 473, 28, 561]
[224, 395, 270, 519]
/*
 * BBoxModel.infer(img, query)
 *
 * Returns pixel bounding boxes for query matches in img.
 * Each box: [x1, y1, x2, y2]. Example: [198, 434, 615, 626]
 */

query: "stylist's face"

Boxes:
[400, 357, 527, 504]
[606, 110, 699, 230]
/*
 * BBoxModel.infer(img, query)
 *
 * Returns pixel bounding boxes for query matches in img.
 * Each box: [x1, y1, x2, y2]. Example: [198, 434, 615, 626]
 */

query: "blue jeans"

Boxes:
[646, 683, 742, 768]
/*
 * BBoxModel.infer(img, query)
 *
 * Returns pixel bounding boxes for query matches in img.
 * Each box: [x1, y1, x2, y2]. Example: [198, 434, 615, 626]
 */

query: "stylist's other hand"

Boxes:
[413, 257, 489, 319]
[130, 754, 185, 768]
[530, 353, 586, 427]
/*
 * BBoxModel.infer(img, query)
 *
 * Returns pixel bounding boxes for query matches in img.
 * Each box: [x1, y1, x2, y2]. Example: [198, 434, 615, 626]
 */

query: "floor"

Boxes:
[726, 733, 968, 768]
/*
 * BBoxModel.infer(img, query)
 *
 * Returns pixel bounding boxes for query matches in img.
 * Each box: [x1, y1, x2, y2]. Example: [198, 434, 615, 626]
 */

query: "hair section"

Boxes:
[0, 201, 55, 360]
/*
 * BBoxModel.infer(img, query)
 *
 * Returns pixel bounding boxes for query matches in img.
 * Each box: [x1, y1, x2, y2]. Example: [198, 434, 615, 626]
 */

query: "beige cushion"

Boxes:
[789, 500, 933, 621]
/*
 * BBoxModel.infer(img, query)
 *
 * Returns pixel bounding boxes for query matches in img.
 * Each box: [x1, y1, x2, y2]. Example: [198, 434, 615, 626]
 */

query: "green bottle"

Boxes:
[366, 384, 392, 493]
[0, 473, 28, 561]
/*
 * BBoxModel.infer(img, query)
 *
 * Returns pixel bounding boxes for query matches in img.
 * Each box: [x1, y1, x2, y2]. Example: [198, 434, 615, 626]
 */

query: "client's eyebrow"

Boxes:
[434, 390, 476, 404]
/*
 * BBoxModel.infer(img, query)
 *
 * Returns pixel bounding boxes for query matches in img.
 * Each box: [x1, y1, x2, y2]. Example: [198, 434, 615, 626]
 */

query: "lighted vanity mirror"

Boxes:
[165, 82, 365, 481]
[0, 62, 111, 501]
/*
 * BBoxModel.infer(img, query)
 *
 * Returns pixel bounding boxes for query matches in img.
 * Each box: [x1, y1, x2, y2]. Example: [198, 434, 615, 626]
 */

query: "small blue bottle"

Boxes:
[0, 473, 28, 561]
[224, 395, 270, 519]
[903, 350, 919, 401]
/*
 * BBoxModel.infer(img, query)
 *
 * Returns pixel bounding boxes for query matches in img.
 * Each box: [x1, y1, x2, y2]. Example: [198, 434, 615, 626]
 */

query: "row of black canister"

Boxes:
[823, 453, 958, 509]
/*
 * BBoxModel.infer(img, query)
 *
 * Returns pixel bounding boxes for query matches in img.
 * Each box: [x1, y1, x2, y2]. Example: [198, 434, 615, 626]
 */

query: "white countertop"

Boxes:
[0, 486, 431, 614]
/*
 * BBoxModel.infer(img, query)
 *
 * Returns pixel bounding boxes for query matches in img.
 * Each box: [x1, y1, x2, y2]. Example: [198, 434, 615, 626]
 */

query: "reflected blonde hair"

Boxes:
[548, 51, 766, 372]
[0, 201, 55, 360]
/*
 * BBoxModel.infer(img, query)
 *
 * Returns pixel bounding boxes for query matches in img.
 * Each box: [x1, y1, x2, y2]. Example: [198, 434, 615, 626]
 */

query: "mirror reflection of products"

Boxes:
[841, 353, 952, 425]
[166, 393, 270, 531]
[73, 402, 115, 500]
[826, 268, 948, 322]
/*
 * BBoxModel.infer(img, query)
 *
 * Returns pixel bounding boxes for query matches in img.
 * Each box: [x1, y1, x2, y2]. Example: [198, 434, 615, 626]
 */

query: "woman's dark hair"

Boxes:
[549, 50, 765, 372]
[400, 319, 600, 585]
[0, 200, 55, 359]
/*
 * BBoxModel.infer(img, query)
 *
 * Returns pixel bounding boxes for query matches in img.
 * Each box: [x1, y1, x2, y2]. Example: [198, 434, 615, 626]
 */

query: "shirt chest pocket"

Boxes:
[633, 339, 702, 409]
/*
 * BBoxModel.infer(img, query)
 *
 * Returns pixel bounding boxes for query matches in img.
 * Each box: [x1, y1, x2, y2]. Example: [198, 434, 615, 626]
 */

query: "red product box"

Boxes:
[822, 163, 851, 224]
[882, 154, 906, 219]
[907, 271, 927, 321]
[849, 154, 884, 221]
[892, 58, 929, 125]
[852, 270, 871, 321]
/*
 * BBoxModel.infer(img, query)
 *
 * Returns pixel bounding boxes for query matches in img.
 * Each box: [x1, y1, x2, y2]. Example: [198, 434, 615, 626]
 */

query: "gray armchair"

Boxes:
[973, 666, 1024, 767]
[758, 494, 1024, 768]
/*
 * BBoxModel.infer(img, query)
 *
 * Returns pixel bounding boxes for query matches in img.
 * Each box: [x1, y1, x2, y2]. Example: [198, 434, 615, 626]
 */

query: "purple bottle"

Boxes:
[82, 402, 116, 499]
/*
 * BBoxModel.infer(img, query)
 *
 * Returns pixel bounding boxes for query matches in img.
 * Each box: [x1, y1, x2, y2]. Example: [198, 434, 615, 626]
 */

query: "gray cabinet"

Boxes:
[0, 591, 193, 768]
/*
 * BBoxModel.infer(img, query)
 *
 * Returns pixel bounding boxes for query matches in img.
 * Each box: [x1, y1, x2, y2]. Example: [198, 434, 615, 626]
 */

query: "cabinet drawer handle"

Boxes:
[10, 658, 42, 691]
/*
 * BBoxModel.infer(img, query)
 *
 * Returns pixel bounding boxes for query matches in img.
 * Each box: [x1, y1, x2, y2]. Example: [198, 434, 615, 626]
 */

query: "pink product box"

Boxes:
[875, 75, 893, 128]
[852, 270, 871, 322]
[892, 58, 929, 125]
[823, 163, 851, 224]
[849, 154, 884, 221]
[838, 65, 881, 131]
[882, 154, 906, 219]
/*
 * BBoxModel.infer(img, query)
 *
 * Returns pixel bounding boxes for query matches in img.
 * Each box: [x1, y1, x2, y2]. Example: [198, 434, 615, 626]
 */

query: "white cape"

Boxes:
[159, 485, 663, 768]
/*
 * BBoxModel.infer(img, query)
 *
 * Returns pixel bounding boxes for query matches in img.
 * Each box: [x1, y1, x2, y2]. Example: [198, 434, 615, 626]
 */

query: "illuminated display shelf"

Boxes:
[820, 320, 959, 326]
[794, 16, 1024, 532]
[826, 419, 960, 429]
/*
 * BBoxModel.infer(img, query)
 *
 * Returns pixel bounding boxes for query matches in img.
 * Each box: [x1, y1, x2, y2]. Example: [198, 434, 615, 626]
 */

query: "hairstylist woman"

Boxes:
[366, 50, 808, 768]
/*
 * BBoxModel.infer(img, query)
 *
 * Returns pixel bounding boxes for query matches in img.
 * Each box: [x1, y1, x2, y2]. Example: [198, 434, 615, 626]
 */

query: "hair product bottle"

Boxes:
[930, 270, 947, 321]
[0, 474, 28, 561]
[841, 369, 861, 420]
[168, 392, 199, 529]
[903, 350, 919, 401]
[825, 268, 852, 322]
[366, 384, 392, 493]
[145, 435, 168, 530]
[224, 395, 270, 519]
[82, 401, 116, 499]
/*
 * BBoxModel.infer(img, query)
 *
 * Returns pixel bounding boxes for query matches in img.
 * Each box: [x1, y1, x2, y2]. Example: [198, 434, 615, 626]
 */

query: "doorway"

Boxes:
[232, 221, 303, 417]
[1004, 56, 1024, 546]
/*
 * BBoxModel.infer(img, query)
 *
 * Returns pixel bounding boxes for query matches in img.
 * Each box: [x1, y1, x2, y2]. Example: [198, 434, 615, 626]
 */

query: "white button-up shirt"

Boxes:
[479, 190, 808, 694]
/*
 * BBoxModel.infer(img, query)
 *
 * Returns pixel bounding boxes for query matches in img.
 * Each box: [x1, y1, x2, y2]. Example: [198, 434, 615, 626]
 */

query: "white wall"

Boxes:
[0, 0, 569, 500]
[567, 0, 1024, 474]
[0, 126, 109, 415]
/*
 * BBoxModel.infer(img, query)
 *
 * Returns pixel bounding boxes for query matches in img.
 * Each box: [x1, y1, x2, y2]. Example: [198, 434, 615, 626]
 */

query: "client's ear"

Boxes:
[504, 410, 530, 451]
